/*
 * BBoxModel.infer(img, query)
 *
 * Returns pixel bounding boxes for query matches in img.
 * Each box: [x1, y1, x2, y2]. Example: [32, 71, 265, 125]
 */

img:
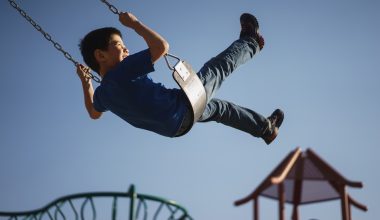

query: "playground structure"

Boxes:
[234, 147, 367, 220]
[0, 148, 367, 220]
[0, 185, 193, 220]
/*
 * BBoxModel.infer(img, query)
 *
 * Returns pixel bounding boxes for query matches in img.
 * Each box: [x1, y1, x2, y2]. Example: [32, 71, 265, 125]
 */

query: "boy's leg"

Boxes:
[198, 98, 284, 144]
[195, 14, 284, 144]
[197, 13, 263, 102]
[199, 98, 267, 137]
[197, 38, 260, 102]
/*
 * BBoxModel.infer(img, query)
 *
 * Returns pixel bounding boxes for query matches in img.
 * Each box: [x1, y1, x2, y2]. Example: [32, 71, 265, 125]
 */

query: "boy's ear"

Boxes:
[94, 49, 107, 62]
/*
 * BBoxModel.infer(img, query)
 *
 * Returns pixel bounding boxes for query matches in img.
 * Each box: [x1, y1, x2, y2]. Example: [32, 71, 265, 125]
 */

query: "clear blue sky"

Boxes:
[1, 0, 379, 219]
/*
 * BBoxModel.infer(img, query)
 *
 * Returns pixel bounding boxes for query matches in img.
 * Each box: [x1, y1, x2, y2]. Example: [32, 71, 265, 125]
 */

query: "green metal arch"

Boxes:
[0, 185, 193, 220]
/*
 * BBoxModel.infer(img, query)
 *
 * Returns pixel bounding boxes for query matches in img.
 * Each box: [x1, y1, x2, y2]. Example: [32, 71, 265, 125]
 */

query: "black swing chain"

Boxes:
[7, 0, 101, 83]
[99, 0, 178, 71]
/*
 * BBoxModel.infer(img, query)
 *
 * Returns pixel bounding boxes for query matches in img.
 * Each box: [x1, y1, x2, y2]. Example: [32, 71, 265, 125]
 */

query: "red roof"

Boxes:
[235, 147, 366, 210]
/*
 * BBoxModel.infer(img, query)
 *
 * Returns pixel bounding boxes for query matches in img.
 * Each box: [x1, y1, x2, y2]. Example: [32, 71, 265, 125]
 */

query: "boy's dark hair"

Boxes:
[79, 27, 122, 73]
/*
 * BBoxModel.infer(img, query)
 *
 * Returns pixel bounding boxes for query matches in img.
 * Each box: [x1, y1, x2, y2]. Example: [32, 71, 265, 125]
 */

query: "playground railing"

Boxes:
[0, 185, 193, 220]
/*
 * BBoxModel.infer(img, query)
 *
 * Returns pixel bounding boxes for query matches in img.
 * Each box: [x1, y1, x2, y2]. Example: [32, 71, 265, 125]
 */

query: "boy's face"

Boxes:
[101, 34, 129, 69]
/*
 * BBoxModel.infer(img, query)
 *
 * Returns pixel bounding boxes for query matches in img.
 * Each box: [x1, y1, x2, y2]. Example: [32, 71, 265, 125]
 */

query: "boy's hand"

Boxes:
[119, 12, 139, 29]
[76, 64, 92, 84]
[76, 64, 102, 120]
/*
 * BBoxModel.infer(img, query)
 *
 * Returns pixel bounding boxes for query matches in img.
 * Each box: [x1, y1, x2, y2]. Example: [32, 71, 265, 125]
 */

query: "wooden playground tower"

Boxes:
[235, 147, 367, 220]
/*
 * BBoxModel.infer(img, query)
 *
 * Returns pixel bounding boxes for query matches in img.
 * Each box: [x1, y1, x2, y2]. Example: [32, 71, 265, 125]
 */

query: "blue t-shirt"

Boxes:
[93, 49, 187, 137]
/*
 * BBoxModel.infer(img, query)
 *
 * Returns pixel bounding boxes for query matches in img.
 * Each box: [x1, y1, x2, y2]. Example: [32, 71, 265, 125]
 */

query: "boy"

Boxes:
[76, 12, 284, 144]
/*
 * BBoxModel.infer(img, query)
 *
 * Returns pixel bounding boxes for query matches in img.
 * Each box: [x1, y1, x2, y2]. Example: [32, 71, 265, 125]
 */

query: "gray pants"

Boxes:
[197, 37, 268, 137]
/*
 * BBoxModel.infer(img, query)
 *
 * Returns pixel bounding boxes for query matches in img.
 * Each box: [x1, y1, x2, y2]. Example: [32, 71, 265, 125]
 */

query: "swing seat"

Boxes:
[168, 56, 207, 134]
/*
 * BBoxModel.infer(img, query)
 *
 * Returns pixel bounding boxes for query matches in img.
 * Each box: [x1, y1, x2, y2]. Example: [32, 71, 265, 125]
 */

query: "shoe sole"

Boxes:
[240, 13, 259, 29]
[264, 109, 284, 145]
[240, 13, 264, 50]
[273, 109, 284, 129]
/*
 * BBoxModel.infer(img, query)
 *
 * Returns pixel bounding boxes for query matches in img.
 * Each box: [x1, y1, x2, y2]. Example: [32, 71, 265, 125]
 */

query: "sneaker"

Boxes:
[262, 109, 284, 145]
[239, 13, 265, 50]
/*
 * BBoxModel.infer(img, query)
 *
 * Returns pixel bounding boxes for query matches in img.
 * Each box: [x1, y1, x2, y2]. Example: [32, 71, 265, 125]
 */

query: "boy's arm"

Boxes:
[76, 64, 102, 120]
[119, 12, 169, 63]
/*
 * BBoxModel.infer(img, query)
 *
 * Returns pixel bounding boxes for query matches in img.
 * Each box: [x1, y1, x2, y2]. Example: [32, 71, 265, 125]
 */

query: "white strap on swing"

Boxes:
[164, 54, 207, 126]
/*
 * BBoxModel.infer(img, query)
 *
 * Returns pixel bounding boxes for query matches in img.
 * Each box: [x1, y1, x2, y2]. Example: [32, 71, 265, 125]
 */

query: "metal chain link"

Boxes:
[99, 0, 121, 15]
[8, 0, 101, 83]
[99, 0, 180, 74]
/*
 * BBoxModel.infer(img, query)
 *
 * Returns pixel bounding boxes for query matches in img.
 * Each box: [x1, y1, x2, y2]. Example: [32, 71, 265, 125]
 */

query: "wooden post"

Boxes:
[292, 204, 299, 220]
[291, 157, 303, 220]
[348, 200, 352, 220]
[278, 183, 285, 220]
[254, 198, 259, 220]
[340, 186, 349, 220]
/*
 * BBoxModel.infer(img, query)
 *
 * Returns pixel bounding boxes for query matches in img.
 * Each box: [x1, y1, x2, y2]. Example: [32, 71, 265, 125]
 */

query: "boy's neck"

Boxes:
[98, 66, 110, 78]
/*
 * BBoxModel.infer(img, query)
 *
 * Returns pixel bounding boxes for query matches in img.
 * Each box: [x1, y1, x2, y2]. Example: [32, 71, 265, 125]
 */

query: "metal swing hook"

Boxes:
[164, 53, 181, 71]
[100, 0, 121, 15]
